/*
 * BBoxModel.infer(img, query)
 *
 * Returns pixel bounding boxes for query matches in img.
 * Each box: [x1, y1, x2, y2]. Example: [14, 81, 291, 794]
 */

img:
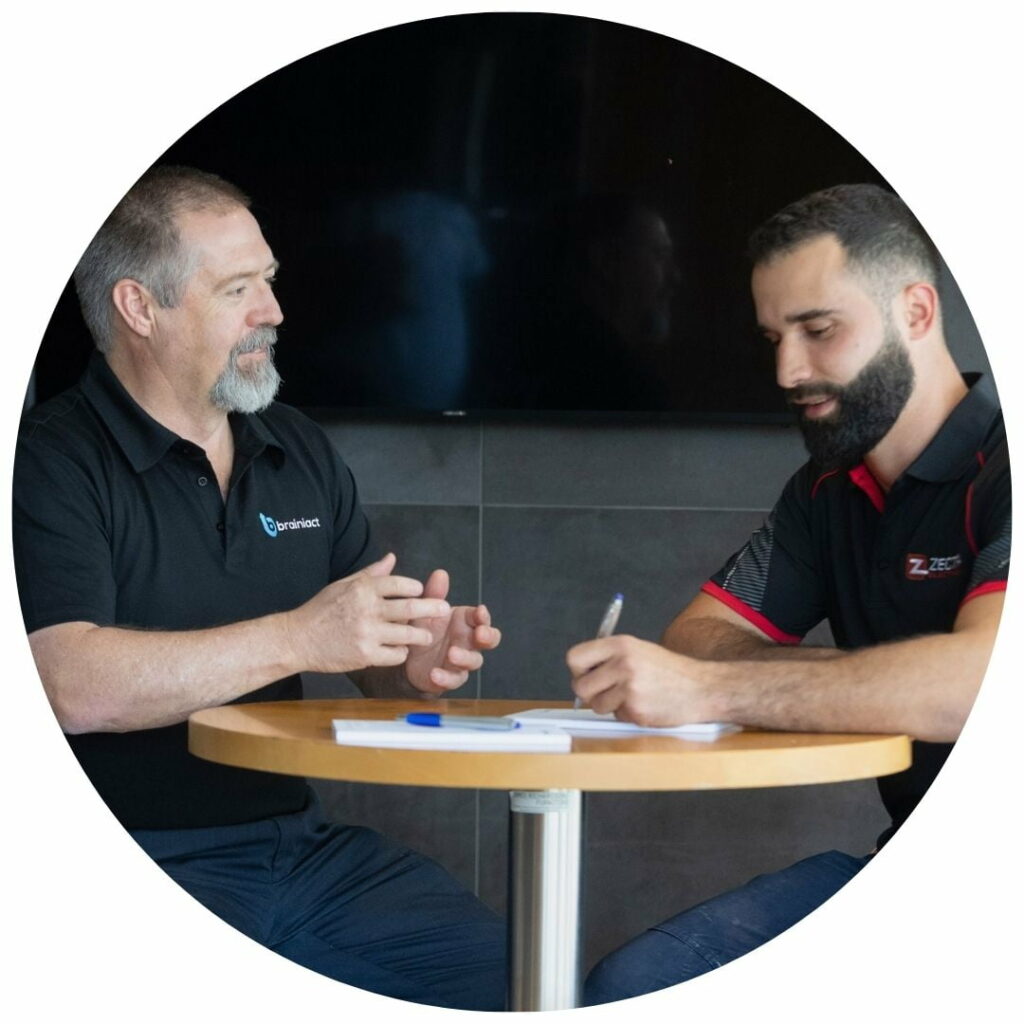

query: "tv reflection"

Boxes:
[299, 190, 682, 413]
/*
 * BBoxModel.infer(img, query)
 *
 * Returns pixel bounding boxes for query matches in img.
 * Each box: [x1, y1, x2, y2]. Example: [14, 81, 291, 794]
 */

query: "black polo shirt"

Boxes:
[13, 352, 378, 830]
[702, 373, 1010, 844]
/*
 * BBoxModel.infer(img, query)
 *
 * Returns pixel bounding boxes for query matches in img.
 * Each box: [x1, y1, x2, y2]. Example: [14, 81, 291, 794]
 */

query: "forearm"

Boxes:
[33, 613, 301, 734]
[705, 629, 992, 742]
[663, 616, 842, 661]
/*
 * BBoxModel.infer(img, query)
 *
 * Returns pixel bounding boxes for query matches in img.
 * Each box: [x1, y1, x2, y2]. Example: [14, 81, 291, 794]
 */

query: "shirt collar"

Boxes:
[80, 351, 286, 473]
[904, 372, 1001, 483]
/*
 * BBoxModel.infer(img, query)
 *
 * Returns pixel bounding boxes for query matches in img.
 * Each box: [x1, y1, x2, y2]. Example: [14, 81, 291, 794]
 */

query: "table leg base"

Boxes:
[507, 789, 584, 1011]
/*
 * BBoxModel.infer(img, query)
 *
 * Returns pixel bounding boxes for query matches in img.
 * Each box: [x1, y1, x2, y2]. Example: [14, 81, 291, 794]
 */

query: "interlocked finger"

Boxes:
[371, 574, 430, 598]
[380, 597, 450, 622]
[378, 623, 435, 648]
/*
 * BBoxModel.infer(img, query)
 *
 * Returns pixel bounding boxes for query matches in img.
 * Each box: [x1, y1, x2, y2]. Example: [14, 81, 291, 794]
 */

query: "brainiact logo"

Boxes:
[259, 512, 321, 538]
[259, 513, 279, 537]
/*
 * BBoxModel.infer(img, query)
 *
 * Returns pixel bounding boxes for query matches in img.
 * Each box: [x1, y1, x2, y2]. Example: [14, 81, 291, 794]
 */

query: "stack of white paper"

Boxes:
[331, 718, 572, 752]
[508, 708, 740, 739]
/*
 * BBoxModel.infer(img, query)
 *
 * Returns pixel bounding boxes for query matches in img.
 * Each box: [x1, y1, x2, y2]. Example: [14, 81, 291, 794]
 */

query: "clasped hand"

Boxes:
[288, 553, 500, 695]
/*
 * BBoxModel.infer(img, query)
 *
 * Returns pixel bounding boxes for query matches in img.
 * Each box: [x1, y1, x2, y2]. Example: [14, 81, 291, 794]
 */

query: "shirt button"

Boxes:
[197, 476, 208, 487]
[216, 521, 225, 532]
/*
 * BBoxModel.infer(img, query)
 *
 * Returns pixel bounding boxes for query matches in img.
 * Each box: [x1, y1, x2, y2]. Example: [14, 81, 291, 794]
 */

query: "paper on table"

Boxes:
[508, 708, 740, 739]
[331, 718, 572, 752]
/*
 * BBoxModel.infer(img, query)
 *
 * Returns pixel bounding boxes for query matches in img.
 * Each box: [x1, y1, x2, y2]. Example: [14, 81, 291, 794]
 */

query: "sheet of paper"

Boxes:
[508, 708, 740, 739]
[331, 718, 572, 752]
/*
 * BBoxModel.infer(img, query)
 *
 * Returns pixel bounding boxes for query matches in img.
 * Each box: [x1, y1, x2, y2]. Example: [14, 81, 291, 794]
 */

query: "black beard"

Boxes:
[788, 328, 914, 472]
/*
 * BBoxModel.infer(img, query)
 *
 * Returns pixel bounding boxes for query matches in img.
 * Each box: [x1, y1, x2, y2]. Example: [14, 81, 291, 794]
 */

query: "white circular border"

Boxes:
[3, 2, 1019, 1020]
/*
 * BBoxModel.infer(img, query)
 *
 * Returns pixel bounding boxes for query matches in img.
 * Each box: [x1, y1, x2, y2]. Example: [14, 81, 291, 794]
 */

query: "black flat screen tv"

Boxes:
[33, 13, 893, 421]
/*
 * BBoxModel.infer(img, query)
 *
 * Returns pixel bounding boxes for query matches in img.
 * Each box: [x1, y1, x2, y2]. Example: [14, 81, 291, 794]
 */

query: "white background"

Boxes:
[2, 2, 1020, 1020]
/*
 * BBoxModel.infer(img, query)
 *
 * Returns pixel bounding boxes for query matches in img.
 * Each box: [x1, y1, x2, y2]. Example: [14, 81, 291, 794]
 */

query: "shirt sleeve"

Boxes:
[702, 467, 828, 644]
[962, 439, 1011, 605]
[12, 428, 118, 634]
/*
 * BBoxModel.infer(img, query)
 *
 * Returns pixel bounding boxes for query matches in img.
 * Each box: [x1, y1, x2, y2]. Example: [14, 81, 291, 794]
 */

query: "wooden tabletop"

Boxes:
[189, 699, 912, 791]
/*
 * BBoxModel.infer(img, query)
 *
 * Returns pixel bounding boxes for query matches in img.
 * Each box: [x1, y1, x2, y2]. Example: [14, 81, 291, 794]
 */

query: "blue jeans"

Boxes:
[132, 792, 506, 1010]
[584, 849, 870, 1005]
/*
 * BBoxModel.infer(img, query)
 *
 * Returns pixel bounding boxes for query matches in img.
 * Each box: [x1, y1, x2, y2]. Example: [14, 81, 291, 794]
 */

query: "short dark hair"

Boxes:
[73, 166, 250, 352]
[747, 183, 940, 299]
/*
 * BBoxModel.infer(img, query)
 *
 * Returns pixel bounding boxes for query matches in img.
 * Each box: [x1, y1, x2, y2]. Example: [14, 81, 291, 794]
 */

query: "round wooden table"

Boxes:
[189, 698, 911, 1010]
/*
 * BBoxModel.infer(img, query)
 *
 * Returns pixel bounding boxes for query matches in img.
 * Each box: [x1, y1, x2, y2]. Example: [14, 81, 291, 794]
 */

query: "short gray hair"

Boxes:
[73, 166, 250, 352]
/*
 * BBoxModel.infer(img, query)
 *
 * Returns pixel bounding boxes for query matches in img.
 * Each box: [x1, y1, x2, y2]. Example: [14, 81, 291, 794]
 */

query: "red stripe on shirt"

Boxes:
[964, 453, 986, 556]
[959, 580, 1007, 608]
[964, 482, 978, 556]
[811, 470, 839, 499]
[848, 463, 886, 513]
[701, 581, 803, 645]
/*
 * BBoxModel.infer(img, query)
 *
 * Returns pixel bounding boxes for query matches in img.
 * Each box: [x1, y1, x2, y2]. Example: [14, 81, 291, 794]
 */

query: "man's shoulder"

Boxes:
[18, 381, 99, 454]
[973, 421, 1010, 502]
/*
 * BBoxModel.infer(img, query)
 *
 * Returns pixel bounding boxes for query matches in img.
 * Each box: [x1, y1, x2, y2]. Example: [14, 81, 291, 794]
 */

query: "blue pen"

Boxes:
[402, 713, 521, 731]
[575, 593, 624, 708]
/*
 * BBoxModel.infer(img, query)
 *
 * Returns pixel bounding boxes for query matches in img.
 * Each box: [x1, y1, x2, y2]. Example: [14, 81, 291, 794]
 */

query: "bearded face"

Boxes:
[786, 321, 915, 471]
[209, 325, 282, 414]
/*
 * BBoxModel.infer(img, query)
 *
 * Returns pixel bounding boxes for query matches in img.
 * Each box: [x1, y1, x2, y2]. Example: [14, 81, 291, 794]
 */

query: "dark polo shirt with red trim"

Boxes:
[13, 352, 379, 830]
[702, 373, 1009, 844]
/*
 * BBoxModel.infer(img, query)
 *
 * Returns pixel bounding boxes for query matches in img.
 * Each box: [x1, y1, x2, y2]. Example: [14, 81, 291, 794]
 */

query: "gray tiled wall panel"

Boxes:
[479, 506, 768, 700]
[319, 418, 481, 506]
[482, 421, 807, 509]
[361, 502, 481, 606]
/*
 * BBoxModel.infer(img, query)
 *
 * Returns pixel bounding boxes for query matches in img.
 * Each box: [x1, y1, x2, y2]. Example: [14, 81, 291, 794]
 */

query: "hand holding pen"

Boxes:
[574, 593, 623, 708]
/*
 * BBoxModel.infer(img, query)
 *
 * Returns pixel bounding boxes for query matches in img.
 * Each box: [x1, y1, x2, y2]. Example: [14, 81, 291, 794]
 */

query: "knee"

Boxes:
[584, 946, 644, 1006]
[583, 929, 713, 1006]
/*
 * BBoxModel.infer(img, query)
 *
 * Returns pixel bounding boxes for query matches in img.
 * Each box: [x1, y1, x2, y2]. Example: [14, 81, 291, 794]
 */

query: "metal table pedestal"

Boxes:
[508, 789, 584, 1011]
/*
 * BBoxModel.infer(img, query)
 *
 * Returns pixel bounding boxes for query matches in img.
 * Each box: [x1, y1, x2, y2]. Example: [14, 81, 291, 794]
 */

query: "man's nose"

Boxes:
[249, 283, 284, 328]
[775, 336, 811, 390]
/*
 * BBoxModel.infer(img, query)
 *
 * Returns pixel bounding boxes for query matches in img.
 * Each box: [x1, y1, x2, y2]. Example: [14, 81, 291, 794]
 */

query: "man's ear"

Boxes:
[110, 279, 159, 338]
[902, 281, 939, 341]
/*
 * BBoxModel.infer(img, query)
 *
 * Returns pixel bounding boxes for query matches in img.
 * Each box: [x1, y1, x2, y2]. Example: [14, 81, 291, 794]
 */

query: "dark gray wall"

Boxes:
[302, 266, 987, 970]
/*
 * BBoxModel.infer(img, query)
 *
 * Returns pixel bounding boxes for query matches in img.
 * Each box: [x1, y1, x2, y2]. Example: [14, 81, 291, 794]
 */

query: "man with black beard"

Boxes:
[791, 318, 914, 471]
[568, 184, 1009, 1004]
[13, 166, 507, 1010]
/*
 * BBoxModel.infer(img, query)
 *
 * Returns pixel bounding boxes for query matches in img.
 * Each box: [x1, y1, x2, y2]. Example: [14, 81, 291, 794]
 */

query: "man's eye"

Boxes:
[805, 324, 834, 339]
[228, 285, 246, 297]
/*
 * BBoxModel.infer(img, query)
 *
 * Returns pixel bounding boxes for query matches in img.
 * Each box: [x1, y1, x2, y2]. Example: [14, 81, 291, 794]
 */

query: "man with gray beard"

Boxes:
[209, 323, 282, 413]
[12, 166, 506, 1010]
[570, 184, 1009, 1004]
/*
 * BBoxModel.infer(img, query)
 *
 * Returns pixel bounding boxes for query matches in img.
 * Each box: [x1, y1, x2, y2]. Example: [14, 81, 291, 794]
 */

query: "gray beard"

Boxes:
[209, 326, 282, 413]
[789, 325, 915, 472]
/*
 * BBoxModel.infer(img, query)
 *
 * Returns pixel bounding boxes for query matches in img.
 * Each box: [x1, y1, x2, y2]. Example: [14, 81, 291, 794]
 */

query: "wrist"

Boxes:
[695, 658, 738, 721]
[269, 608, 305, 676]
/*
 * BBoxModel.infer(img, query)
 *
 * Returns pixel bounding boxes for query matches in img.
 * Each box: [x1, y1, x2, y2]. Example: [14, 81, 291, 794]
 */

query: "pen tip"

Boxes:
[614, 593, 624, 602]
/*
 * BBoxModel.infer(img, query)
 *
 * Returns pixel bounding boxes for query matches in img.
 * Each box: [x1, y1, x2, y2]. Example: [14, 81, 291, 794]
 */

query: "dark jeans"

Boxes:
[132, 793, 506, 1010]
[584, 849, 871, 1005]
